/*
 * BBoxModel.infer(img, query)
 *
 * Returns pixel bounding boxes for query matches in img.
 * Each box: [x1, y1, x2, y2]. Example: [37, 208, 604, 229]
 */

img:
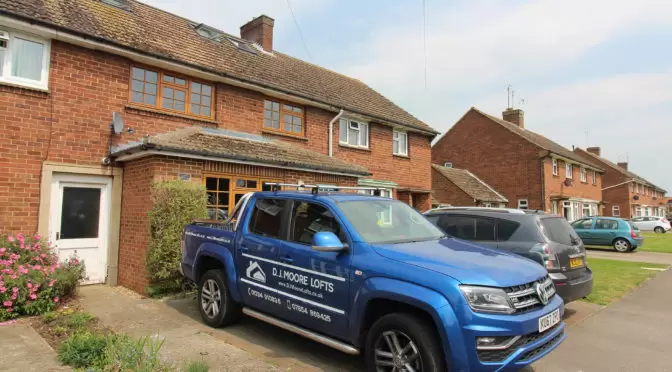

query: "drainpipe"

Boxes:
[328, 109, 345, 157]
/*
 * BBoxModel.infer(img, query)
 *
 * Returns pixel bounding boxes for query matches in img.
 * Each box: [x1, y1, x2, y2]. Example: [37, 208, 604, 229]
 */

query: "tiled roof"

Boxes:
[575, 148, 667, 192]
[432, 164, 508, 202]
[0, 0, 437, 135]
[110, 126, 371, 176]
[471, 108, 603, 170]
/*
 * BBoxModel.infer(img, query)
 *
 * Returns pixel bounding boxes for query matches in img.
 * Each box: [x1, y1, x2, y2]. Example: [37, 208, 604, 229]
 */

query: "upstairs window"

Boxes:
[263, 99, 304, 136]
[580, 167, 587, 182]
[393, 130, 408, 156]
[339, 118, 369, 148]
[565, 162, 573, 179]
[517, 199, 528, 210]
[592, 170, 597, 185]
[130, 66, 214, 119]
[0, 30, 51, 90]
[552, 159, 558, 175]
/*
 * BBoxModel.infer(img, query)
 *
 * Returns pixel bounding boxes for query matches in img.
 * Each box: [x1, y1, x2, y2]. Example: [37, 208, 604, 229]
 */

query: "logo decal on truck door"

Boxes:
[246, 261, 266, 283]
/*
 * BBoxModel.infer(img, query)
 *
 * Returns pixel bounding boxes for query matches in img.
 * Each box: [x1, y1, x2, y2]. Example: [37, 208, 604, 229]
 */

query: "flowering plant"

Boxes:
[0, 233, 85, 320]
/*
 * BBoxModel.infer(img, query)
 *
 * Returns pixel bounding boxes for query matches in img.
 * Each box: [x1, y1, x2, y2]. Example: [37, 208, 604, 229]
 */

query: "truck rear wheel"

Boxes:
[198, 269, 240, 328]
[365, 313, 446, 372]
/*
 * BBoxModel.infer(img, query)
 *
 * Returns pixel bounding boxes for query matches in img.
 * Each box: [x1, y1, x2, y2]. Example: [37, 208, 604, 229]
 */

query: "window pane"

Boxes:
[206, 177, 217, 190]
[191, 82, 201, 93]
[145, 70, 158, 83]
[131, 91, 143, 103]
[217, 192, 228, 207]
[0, 49, 4, 76]
[272, 120, 279, 129]
[175, 90, 185, 101]
[284, 104, 293, 111]
[339, 119, 347, 142]
[541, 217, 580, 245]
[162, 98, 173, 109]
[272, 111, 279, 120]
[132, 67, 144, 80]
[290, 202, 341, 245]
[201, 84, 212, 96]
[145, 94, 156, 105]
[190, 104, 200, 115]
[393, 141, 399, 154]
[360, 125, 368, 147]
[131, 80, 144, 92]
[163, 87, 174, 99]
[284, 121, 291, 132]
[272, 102, 279, 110]
[264, 119, 272, 127]
[201, 96, 211, 107]
[191, 93, 200, 105]
[264, 100, 271, 109]
[163, 75, 174, 83]
[12, 37, 44, 81]
[175, 78, 186, 86]
[145, 83, 156, 95]
[218, 178, 230, 191]
[264, 110, 271, 119]
[59, 187, 101, 239]
[438, 216, 476, 240]
[175, 102, 185, 112]
[293, 107, 301, 113]
[474, 218, 496, 241]
[207, 192, 217, 205]
[202, 107, 211, 116]
[348, 128, 359, 146]
[247, 180, 257, 189]
[283, 114, 292, 125]
[249, 199, 287, 239]
[496, 220, 520, 241]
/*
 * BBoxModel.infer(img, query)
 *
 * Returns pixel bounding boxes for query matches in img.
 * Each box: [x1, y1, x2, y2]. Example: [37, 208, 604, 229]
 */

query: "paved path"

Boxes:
[0, 320, 70, 371]
[587, 248, 672, 265]
[533, 267, 672, 372]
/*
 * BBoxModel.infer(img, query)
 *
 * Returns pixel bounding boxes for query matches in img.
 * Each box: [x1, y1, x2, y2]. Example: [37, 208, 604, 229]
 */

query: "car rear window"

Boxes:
[540, 217, 580, 246]
[627, 221, 637, 230]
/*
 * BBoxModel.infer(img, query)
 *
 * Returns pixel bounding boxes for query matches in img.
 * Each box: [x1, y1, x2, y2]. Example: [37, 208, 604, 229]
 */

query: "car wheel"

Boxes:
[654, 227, 665, 234]
[613, 238, 632, 253]
[365, 313, 446, 372]
[198, 269, 240, 328]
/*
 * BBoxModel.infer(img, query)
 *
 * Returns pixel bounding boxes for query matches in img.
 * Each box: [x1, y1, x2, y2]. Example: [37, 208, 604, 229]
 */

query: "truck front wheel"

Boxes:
[365, 313, 446, 372]
[198, 269, 240, 327]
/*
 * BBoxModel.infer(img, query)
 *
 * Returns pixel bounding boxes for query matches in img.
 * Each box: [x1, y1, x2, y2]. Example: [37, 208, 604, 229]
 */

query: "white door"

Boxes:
[49, 174, 111, 284]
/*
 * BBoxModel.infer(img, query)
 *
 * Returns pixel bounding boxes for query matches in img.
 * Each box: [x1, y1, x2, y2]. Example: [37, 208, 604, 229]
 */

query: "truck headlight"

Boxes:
[459, 285, 514, 314]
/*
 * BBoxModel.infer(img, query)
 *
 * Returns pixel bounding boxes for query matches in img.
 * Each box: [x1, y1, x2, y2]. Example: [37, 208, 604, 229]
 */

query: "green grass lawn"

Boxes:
[583, 258, 669, 305]
[638, 232, 672, 253]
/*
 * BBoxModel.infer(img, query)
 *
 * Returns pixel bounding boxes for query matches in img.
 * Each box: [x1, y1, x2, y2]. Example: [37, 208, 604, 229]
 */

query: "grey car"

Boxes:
[424, 207, 593, 304]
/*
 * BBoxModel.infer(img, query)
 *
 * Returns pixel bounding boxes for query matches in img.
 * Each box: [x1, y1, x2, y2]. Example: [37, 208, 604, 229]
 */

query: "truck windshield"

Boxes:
[338, 200, 445, 244]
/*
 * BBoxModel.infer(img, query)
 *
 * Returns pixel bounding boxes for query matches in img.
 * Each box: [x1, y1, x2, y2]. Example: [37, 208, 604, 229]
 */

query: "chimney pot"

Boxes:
[240, 15, 274, 51]
[586, 146, 601, 156]
[617, 162, 628, 171]
[502, 108, 524, 128]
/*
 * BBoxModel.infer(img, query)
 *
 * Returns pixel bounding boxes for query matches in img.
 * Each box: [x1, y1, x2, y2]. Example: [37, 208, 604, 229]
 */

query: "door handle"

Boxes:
[239, 245, 249, 253]
[281, 256, 293, 264]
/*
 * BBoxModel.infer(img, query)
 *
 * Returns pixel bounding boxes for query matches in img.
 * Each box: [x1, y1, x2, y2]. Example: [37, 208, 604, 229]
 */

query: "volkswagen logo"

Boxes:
[535, 283, 550, 305]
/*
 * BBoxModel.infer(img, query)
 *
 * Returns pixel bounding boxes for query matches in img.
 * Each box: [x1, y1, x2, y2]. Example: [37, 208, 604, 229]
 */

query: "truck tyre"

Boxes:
[198, 269, 240, 328]
[365, 313, 446, 372]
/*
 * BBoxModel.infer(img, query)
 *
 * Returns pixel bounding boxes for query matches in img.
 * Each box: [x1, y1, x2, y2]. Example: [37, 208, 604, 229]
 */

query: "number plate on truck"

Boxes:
[538, 309, 560, 333]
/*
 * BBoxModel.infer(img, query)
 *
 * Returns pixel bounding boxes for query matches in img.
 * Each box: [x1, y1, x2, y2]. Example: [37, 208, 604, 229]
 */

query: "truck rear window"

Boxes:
[540, 217, 580, 246]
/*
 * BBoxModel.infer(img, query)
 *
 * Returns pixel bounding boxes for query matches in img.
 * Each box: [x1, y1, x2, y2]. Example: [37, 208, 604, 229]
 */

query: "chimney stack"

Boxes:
[586, 147, 601, 156]
[502, 108, 524, 128]
[617, 162, 628, 171]
[240, 15, 275, 52]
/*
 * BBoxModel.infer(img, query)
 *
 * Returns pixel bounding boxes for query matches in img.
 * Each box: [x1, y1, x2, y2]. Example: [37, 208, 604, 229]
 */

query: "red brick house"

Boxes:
[431, 164, 507, 208]
[574, 147, 668, 219]
[0, 0, 438, 293]
[432, 107, 604, 220]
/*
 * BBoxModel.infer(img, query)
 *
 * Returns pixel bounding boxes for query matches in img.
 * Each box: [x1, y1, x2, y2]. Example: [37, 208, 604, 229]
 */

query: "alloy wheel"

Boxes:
[201, 279, 222, 319]
[614, 240, 629, 252]
[374, 330, 423, 372]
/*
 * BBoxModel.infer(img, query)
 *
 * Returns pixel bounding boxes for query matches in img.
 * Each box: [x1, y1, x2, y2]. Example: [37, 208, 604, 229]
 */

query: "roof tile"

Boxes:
[432, 164, 508, 202]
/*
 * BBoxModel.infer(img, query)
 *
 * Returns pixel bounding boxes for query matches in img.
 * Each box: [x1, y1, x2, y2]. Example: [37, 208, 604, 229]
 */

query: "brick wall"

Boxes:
[542, 158, 603, 212]
[431, 168, 475, 206]
[431, 109, 542, 209]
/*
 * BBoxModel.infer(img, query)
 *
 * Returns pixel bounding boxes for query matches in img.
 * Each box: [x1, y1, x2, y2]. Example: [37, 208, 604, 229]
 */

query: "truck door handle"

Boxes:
[281, 256, 293, 264]
[240, 246, 249, 253]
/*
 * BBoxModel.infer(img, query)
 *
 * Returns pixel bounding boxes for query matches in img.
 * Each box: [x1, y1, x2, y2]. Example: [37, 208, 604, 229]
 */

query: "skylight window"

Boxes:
[226, 37, 258, 55]
[100, 0, 131, 11]
[192, 23, 224, 41]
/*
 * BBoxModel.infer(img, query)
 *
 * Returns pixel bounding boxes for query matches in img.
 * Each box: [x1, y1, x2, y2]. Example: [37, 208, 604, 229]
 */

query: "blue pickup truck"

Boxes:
[180, 185, 565, 371]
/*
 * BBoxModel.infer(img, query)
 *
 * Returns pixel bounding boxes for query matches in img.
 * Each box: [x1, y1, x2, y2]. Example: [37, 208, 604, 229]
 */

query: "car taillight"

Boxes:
[631, 230, 638, 238]
[539, 244, 559, 270]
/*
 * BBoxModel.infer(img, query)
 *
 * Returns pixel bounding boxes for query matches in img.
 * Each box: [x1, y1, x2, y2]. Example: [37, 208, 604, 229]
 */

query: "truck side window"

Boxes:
[249, 198, 287, 239]
[290, 201, 343, 245]
[473, 217, 496, 241]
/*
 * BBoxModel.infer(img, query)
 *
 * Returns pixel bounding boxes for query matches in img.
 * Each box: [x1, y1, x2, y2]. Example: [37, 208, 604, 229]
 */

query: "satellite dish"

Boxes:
[111, 112, 125, 134]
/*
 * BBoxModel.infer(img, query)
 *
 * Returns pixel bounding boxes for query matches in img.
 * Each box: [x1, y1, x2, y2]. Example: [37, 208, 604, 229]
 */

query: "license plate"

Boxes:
[539, 309, 561, 333]
[569, 257, 583, 268]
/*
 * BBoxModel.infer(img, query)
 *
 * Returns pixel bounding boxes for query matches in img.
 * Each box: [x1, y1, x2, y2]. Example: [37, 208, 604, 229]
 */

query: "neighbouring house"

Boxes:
[574, 147, 668, 218]
[0, 0, 438, 293]
[431, 164, 507, 208]
[432, 107, 604, 220]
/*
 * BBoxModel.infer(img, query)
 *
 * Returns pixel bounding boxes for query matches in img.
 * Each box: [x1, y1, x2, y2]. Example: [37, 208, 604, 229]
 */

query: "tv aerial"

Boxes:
[110, 112, 134, 135]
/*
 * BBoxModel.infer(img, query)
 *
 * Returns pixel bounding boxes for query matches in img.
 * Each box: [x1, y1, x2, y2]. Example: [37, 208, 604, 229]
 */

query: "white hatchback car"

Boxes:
[631, 216, 671, 233]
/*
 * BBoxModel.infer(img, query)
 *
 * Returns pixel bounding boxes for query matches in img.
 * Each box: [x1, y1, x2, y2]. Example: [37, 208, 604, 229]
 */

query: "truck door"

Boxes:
[237, 197, 289, 318]
[276, 200, 352, 339]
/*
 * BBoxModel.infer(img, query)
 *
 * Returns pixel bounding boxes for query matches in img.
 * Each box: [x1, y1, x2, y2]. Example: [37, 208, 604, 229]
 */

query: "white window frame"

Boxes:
[565, 162, 573, 179]
[592, 170, 597, 185]
[339, 118, 369, 149]
[392, 130, 408, 156]
[580, 167, 587, 182]
[582, 203, 591, 217]
[517, 199, 528, 210]
[0, 29, 51, 90]
[552, 159, 558, 176]
[612, 205, 620, 216]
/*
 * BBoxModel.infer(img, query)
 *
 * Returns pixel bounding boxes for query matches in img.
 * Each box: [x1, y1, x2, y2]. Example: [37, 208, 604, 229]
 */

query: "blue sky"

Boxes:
[144, 0, 672, 191]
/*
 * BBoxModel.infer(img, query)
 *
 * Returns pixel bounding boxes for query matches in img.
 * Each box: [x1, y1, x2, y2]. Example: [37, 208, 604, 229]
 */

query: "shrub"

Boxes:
[146, 180, 207, 294]
[98, 334, 173, 372]
[58, 331, 108, 368]
[0, 233, 85, 321]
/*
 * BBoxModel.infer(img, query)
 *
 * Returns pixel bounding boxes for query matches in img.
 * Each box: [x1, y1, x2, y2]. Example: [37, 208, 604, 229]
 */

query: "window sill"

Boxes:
[261, 130, 308, 141]
[125, 105, 218, 125]
[0, 79, 50, 93]
[393, 153, 410, 159]
[338, 143, 371, 152]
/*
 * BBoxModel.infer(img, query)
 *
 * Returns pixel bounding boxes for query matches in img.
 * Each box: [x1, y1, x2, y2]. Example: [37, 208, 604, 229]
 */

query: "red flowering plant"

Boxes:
[0, 233, 85, 321]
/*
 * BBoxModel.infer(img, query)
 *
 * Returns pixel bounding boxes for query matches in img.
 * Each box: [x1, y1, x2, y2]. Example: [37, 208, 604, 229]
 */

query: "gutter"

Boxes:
[328, 109, 344, 157]
[0, 12, 439, 136]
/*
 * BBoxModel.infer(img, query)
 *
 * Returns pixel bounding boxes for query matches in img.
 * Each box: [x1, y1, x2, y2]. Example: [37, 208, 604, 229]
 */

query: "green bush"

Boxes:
[146, 180, 207, 294]
[58, 331, 108, 368]
[98, 334, 172, 372]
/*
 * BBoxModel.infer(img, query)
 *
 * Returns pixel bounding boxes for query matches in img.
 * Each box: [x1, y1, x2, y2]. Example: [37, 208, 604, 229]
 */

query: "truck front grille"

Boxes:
[504, 276, 556, 313]
[476, 323, 561, 363]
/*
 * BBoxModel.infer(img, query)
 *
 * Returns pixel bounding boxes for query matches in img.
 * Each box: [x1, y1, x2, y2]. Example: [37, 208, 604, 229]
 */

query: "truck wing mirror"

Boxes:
[311, 232, 347, 253]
